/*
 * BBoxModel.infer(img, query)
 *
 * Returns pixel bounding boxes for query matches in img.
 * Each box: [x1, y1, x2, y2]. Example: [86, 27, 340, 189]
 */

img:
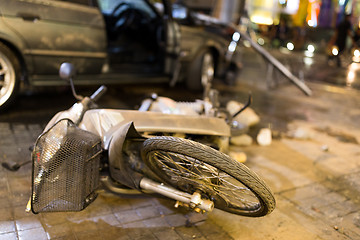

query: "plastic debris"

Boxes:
[257, 128, 272, 146]
[226, 100, 260, 127]
[230, 134, 253, 146]
[287, 127, 313, 140]
[321, 145, 329, 152]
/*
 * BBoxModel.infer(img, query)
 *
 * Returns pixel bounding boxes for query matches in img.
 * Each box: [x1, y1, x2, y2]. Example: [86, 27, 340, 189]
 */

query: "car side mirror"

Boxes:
[59, 62, 83, 100]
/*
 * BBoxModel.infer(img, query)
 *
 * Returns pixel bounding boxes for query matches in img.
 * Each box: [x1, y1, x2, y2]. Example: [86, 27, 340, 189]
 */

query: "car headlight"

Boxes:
[354, 49, 360, 58]
[307, 44, 315, 53]
[332, 46, 339, 56]
[286, 42, 294, 51]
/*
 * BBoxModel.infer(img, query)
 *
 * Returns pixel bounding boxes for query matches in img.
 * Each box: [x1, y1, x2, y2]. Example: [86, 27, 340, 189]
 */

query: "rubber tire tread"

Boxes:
[186, 49, 213, 91]
[0, 42, 21, 111]
[142, 136, 276, 217]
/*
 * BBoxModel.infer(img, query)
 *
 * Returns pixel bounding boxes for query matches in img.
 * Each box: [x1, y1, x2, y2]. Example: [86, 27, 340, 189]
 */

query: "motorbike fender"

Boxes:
[108, 122, 144, 189]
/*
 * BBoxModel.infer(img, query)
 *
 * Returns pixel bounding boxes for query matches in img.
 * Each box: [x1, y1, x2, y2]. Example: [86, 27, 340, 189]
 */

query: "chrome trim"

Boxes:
[23, 49, 106, 58]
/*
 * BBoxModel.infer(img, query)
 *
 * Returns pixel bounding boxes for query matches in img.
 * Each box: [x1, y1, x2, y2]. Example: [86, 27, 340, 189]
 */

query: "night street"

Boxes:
[1, 44, 360, 239]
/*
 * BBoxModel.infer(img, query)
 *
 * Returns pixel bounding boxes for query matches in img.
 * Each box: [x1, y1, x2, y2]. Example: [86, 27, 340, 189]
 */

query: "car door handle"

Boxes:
[17, 12, 41, 22]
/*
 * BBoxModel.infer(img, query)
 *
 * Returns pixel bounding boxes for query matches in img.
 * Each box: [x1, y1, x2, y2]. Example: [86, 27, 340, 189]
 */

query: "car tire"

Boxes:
[186, 49, 214, 91]
[0, 43, 21, 111]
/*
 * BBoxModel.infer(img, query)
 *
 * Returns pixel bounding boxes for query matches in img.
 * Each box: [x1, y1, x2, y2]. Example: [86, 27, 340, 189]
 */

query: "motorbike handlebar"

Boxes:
[90, 85, 107, 102]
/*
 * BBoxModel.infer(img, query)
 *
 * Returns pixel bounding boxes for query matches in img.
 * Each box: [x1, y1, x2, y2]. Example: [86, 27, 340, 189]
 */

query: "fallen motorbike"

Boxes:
[27, 63, 275, 217]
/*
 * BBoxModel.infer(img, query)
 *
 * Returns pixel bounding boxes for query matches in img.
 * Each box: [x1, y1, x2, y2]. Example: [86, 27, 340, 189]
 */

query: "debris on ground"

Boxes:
[230, 134, 253, 146]
[257, 128, 272, 146]
[229, 151, 247, 163]
[226, 100, 260, 127]
[286, 126, 314, 140]
[314, 126, 359, 144]
[321, 145, 329, 152]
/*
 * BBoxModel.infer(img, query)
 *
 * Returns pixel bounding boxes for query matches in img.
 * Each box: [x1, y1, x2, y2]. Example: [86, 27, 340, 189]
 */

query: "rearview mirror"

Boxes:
[59, 62, 76, 80]
[59, 62, 83, 100]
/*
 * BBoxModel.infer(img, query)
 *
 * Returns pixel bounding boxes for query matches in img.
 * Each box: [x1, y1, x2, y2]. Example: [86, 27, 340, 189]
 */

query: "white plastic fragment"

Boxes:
[257, 128, 272, 146]
[226, 100, 260, 127]
[230, 134, 253, 146]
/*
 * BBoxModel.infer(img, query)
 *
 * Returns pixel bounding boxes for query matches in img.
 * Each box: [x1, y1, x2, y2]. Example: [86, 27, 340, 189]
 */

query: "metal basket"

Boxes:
[31, 119, 102, 213]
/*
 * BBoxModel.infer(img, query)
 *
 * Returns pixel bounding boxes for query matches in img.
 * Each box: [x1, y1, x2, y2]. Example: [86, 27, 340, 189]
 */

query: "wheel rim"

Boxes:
[147, 150, 262, 212]
[201, 53, 214, 87]
[0, 52, 16, 106]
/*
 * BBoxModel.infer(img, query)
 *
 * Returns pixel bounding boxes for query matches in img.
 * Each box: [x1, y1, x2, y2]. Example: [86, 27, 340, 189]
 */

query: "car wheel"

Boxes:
[0, 43, 20, 111]
[187, 49, 214, 91]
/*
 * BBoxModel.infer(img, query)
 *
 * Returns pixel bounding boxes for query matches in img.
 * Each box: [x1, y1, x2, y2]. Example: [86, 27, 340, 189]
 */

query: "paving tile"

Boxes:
[185, 212, 208, 225]
[174, 226, 206, 240]
[89, 214, 121, 227]
[16, 215, 43, 231]
[204, 232, 233, 240]
[69, 219, 98, 233]
[142, 216, 169, 228]
[136, 205, 162, 219]
[122, 222, 156, 239]
[0, 122, 10, 129]
[195, 220, 225, 235]
[0, 232, 17, 240]
[128, 197, 154, 209]
[13, 206, 33, 220]
[81, 202, 113, 218]
[280, 182, 331, 201]
[114, 209, 142, 224]
[151, 228, 182, 240]
[10, 192, 31, 208]
[18, 227, 47, 240]
[0, 221, 16, 234]
[154, 201, 176, 216]
[107, 198, 133, 213]
[164, 214, 188, 227]
[0, 206, 13, 221]
[74, 230, 102, 240]
[8, 176, 31, 196]
[95, 226, 130, 240]
[331, 212, 360, 240]
[40, 212, 68, 226]
[43, 222, 72, 239]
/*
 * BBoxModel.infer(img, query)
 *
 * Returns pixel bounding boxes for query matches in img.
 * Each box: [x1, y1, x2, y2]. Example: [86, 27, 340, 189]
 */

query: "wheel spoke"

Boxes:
[151, 150, 259, 209]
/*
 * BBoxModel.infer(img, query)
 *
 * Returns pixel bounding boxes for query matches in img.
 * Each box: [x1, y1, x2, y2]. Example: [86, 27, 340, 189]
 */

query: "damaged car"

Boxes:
[0, 0, 240, 110]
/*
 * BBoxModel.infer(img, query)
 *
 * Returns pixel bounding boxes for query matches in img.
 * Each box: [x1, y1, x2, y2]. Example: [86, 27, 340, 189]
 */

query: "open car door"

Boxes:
[159, 0, 181, 77]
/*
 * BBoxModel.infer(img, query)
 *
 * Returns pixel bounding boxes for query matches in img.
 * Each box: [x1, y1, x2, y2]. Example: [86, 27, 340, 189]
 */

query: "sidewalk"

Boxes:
[1, 46, 360, 239]
[211, 46, 360, 239]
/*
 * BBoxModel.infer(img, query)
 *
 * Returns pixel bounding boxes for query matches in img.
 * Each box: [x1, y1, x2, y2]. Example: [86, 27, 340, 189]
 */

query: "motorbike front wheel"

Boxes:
[141, 136, 275, 217]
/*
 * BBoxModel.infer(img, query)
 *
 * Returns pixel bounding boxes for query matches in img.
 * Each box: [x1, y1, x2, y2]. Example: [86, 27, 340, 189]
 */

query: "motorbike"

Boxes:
[27, 62, 275, 217]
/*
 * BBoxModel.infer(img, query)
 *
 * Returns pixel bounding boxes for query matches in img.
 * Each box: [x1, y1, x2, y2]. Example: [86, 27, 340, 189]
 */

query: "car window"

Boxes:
[97, 0, 156, 18]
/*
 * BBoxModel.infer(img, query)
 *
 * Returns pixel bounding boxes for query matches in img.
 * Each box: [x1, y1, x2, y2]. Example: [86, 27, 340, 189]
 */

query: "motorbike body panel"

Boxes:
[79, 109, 231, 149]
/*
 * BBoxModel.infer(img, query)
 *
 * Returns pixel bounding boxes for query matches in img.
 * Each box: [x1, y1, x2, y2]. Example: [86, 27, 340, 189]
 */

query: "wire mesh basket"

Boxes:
[31, 119, 102, 213]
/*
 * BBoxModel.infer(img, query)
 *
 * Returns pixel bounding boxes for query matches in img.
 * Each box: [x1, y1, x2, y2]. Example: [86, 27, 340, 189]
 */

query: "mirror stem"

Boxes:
[69, 77, 83, 100]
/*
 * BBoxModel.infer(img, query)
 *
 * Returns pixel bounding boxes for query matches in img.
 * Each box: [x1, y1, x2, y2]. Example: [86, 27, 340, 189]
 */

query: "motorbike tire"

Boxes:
[0, 42, 20, 111]
[141, 136, 275, 217]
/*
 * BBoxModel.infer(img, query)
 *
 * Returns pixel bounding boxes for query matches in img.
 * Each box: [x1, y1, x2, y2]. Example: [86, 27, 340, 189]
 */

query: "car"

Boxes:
[0, 0, 240, 110]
